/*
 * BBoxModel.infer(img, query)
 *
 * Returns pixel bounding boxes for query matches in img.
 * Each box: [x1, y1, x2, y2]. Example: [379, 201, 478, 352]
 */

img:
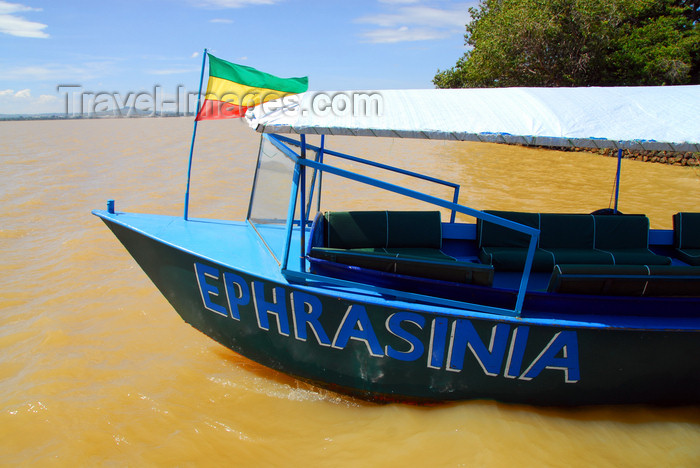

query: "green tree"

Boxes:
[434, 0, 700, 88]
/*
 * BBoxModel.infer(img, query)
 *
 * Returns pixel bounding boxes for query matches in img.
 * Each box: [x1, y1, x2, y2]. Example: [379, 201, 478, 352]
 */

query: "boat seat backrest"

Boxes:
[673, 212, 700, 249]
[478, 211, 652, 250]
[593, 214, 650, 250]
[324, 210, 442, 249]
[477, 211, 539, 249]
[476, 211, 665, 271]
[539, 214, 594, 249]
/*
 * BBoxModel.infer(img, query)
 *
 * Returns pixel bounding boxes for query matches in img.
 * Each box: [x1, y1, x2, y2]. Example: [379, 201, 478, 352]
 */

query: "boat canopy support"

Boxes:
[614, 148, 623, 214]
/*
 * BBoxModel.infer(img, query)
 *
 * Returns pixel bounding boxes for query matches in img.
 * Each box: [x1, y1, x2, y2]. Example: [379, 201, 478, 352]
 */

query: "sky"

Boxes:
[0, 0, 476, 115]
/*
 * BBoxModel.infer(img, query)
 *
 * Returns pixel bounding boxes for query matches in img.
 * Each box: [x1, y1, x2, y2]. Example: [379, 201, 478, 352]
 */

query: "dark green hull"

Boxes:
[101, 215, 700, 406]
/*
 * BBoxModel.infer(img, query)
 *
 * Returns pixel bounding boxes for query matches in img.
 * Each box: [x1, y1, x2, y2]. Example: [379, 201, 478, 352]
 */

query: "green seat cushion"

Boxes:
[324, 210, 442, 249]
[594, 215, 650, 250]
[675, 248, 700, 266]
[547, 264, 650, 296]
[310, 247, 399, 272]
[342, 247, 456, 262]
[673, 212, 700, 249]
[325, 211, 387, 249]
[478, 212, 668, 271]
[392, 258, 493, 286]
[645, 265, 700, 296]
[310, 247, 493, 286]
[547, 264, 700, 296]
[673, 213, 700, 266]
[383, 247, 455, 261]
[606, 249, 671, 266]
[386, 211, 442, 248]
[478, 211, 539, 249]
[539, 214, 594, 249]
[479, 247, 555, 272]
[544, 248, 613, 265]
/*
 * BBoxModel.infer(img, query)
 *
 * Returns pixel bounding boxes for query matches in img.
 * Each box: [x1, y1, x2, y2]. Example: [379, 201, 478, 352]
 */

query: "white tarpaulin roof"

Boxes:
[247, 86, 700, 151]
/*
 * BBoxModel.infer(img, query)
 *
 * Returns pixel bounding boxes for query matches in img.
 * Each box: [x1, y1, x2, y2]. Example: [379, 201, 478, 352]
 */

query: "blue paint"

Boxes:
[194, 262, 228, 317]
[428, 317, 449, 369]
[385, 312, 425, 362]
[504, 326, 530, 379]
[447, 320, 510, 375]
[332, 305, 384, 357]
[252, 281, 291, 336]
[521, 331, 580, 382]
[274, 133, 460, 224]
[223, 272, 249, 320]
[291, 291, 331, 345]
[184, 48, 207, 220]
[614, 148, 623, 213]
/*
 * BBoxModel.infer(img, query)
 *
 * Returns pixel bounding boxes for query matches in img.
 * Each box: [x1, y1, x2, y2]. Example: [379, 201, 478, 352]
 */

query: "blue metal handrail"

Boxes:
[273, 134, 461, 222]
[264, 134, 539, 316]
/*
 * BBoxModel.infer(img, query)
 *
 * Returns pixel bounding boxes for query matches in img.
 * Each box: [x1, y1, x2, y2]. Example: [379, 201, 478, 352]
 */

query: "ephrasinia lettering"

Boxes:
[194, 262, 580, 383]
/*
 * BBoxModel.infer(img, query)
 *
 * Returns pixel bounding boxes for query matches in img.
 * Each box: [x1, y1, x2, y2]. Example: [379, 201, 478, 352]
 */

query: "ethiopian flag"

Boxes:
[195, 53, 308, 120]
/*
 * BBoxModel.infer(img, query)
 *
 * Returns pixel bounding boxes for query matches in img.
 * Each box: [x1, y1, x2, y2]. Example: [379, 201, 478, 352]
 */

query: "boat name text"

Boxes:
[194, 262, 580, 383]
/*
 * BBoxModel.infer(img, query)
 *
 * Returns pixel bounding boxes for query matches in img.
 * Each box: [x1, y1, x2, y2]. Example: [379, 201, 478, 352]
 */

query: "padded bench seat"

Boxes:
[547, 264, 700, 296]
[477, 211, 671, 272]
[673, 212, 700, 266]
[307, 210, 494, 287]
[310, 247, 494, 286]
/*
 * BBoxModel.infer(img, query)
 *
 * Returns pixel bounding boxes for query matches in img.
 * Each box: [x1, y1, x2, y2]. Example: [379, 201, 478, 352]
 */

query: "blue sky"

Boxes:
[0, 0, 476, 114]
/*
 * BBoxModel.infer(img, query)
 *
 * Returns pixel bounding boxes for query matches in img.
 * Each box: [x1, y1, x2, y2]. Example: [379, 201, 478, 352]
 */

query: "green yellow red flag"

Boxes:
[195, 53, 308, 120]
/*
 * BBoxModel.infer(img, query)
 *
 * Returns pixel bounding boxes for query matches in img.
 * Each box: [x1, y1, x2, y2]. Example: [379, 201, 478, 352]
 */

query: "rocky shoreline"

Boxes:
[546, 146, 700, 167]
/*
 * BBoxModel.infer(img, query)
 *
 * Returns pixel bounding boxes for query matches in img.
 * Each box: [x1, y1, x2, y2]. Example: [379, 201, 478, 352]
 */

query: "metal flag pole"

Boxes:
[184, 48, 208, 220]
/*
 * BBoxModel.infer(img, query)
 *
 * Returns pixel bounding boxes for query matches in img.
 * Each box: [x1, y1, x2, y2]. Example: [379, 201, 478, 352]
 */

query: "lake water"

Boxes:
[1, 117, 699, 466]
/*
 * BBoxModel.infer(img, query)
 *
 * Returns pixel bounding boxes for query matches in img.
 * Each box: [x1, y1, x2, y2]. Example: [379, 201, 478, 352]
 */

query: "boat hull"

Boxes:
[99, 215, 700, 406]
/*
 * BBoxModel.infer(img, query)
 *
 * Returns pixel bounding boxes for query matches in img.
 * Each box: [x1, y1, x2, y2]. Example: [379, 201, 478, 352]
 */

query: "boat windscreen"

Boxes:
[247, 135, 299, 262]
[248, 136, 296, 225]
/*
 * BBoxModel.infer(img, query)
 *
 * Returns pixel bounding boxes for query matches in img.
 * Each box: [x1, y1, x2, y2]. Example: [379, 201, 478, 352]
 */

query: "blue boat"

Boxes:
[94, 86, 700, 405]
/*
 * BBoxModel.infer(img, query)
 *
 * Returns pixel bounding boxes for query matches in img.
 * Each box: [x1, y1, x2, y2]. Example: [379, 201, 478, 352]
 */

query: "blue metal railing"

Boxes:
[263, 134, 539, 317]
[273, 134, 461, 223]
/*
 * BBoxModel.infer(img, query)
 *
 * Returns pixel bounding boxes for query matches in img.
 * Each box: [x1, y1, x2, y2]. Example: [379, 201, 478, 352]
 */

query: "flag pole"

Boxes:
[184, 48, 208, 220]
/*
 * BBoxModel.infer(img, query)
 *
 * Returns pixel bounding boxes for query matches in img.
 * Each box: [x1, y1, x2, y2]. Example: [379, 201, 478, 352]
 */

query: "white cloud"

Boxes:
[356, 3, 471, 44]
[191, 52, 200, 58]
[357, 6, 468, 29]
[210, 18, 234, 23]
[38, 94, 57, 103]
[147, 68, 198, 75]
[378, 0, 420, 4]
[0, 1, 39, 14]
[190, 0, 278, 7]
[0, 1, 48, 38]
[361, 26, 449, 44]
[0, 62, 114, 82]
[0, 87, 64, 114]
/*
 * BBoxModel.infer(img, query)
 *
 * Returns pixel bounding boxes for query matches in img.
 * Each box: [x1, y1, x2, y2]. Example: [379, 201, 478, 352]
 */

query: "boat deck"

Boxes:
[94, 211, 287, 281]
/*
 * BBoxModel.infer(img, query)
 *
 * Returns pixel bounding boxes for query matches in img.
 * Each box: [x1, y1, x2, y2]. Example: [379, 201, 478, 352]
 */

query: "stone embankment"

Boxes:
[550, 147, 700, 167]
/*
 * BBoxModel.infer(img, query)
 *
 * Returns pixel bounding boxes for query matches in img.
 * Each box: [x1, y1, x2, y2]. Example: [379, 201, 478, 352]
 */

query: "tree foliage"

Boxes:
[434, 0, 700, 87]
